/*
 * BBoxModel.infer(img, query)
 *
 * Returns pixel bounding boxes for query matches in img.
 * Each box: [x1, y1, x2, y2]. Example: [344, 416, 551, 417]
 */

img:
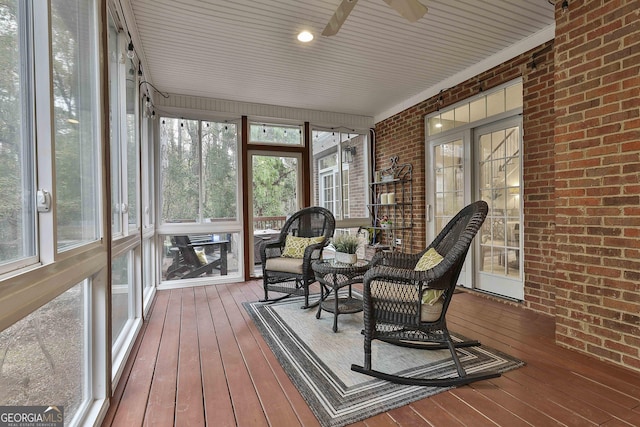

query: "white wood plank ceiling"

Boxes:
[126, 0, 555, 121]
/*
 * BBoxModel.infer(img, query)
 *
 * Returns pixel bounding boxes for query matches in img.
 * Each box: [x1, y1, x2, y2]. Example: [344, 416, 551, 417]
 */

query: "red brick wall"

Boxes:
[375, 43, 557, 313]
[373, 0, 640, 374]
[553, 0, 640, 370]
[523, 40, 557, 315]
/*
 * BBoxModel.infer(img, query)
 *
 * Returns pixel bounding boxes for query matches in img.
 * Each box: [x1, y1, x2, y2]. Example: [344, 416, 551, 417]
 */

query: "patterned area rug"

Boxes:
[244, 295, 524, 427]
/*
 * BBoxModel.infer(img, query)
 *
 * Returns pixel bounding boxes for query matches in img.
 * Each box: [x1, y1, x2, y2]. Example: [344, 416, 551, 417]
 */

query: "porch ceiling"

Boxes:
[126, 0, 555, 121]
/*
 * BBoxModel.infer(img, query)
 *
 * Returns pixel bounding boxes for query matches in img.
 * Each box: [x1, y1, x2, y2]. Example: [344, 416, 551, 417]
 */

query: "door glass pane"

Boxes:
[52, 0, 100, 250]
[433, 140, 464, 232]
[252, 154, 299, 275]
[479, 127, 521, 279]
[252, 155, 298, 216]
[0, 282, 86, 420]
[202, 121, 238, 220]
[0, 0, 36, 268]
[160, 118, 200, 223]
[321, 171, 337, 213]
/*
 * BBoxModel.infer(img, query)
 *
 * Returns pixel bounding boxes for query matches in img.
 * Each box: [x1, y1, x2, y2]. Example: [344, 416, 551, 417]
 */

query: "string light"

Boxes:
[126, 41, 135, 59]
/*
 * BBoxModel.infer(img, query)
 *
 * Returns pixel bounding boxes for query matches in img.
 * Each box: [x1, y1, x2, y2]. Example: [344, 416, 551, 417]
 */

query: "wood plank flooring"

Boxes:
[102, 280, 640, 426]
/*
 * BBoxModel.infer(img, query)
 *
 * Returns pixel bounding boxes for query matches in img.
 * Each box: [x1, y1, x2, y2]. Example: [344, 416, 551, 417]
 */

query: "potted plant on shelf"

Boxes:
[331, 234, 360, 265]
[379, 215, 393, 229]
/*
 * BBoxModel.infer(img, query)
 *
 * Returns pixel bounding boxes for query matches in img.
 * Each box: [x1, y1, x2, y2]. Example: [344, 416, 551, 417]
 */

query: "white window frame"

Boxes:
[312, 128, 370, 226]
[157, 116, 244, 286]
[0, 1, 109, 426]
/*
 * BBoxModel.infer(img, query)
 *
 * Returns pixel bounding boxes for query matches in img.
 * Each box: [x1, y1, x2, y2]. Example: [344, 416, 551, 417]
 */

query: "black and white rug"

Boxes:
[244, 295, 524, 427]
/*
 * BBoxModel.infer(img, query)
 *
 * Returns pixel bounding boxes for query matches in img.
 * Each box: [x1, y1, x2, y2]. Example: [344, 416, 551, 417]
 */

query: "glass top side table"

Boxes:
[312, 259, 370, 332]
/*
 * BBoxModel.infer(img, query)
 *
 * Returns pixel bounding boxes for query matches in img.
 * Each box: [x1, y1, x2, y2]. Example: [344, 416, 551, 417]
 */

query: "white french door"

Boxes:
[427, 131, 473, 287]
[475, 118, 524, 299]
[426, 117, 524, 300]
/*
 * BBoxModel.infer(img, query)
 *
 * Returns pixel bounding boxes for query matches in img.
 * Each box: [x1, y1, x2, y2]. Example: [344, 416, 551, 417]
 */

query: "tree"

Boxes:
[252, 155, 298, 217]
[0, 0, 26, 261]
[202, 122, 237, 219]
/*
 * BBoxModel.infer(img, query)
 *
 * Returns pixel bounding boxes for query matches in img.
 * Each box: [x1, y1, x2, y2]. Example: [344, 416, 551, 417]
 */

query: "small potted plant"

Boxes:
[379, 215, 393, 229]
[331, 234, 360, 264]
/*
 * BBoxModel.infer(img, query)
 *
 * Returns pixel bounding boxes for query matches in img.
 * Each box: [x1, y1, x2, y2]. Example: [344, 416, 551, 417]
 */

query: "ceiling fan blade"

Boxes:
[382, 0, 428, 22]
[322, 0, 359, 36]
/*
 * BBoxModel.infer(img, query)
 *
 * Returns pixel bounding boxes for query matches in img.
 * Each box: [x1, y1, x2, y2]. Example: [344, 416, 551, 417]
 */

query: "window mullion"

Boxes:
[33, 0, 55, 263]
[199, 120, 204, 222]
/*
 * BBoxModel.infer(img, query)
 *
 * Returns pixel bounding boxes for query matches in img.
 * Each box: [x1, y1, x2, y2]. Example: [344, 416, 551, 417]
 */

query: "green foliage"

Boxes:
[160, 119, 239, 222]
[251, 155, 298, 217]
[249, 124, 302, 145]
[0, 1, 25, 260]
[332, 234, 360, 254]
[202, 122, 238, 219]
[160, 119, 200, 221]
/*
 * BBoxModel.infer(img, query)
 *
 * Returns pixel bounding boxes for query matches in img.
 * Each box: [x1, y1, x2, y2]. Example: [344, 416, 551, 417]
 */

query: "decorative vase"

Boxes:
[380, 223, 391, 229]
[335, 251, 357, 265]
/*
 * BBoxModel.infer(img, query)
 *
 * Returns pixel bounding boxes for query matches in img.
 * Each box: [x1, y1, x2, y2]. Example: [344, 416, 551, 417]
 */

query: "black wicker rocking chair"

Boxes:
[260, 206, 335, 308]
[351, 200, 500, 387]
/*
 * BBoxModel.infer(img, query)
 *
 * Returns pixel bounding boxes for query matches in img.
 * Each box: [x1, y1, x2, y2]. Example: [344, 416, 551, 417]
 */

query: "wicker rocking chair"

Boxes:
[260, 206, 335, 308]
[351, 200, 500, 387]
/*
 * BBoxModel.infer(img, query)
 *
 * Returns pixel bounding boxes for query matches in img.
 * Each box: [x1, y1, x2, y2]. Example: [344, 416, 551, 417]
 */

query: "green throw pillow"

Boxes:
[281, 235, 325, 258]
[414, 248, 445, 305]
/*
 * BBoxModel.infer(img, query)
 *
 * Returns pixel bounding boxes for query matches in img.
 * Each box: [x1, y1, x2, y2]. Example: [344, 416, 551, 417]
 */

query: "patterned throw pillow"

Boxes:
[281, 235, 325, 258]
[414, 248, 445, 304]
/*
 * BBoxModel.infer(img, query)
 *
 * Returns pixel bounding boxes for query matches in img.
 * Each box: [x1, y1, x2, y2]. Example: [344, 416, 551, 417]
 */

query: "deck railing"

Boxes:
[253, 216, 286, 231]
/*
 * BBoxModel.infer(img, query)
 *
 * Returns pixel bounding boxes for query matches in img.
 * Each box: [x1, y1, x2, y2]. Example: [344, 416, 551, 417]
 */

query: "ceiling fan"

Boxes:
[322, 0, 428, 36]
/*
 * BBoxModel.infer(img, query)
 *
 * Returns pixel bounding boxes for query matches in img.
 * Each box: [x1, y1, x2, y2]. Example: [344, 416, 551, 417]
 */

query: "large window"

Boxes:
[427, 81, 523, 135]
[107, 10, 146, 384]
[160, 118, 238, 223]
[312, 130, 369, 222]
[0, 282, 88, 423]
[52, 0, 100, 251]
[125, 57, 138, 230]
[0, 0, 36, 272]
[109, 17, 139, 237]
[158, 117, 241, 284]
[1, 1, 106, 425]
[108, 16, 122, 235]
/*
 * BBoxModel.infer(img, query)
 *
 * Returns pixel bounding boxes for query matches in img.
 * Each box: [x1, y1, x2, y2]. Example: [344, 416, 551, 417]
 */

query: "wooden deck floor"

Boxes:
[102, 280, 640, 426]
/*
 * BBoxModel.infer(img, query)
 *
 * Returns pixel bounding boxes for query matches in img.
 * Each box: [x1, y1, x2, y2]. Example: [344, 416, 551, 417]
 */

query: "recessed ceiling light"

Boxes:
[297, 31, 314, 42]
